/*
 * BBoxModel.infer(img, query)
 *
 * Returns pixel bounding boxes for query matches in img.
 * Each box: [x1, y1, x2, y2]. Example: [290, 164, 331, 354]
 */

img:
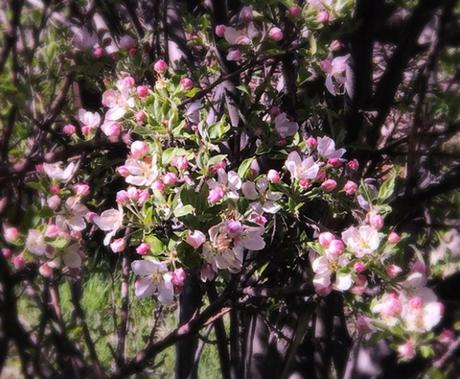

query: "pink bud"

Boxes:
[172, 268, 187, 287]
[35, 164, 44, 173]
[327, 239, 345, 257]
[136, 242, 150, 255]
[45, 224, 60, 238]
[321, 179, 337, 192]
[110, 238, 127, 253]
[186, 230, 206, 249]
[12, 254, 25, 269]
[70, 230, 82, 239]
[119, 35, 136, 50]
[93, 46, 105, 58]
[128, 47, 137, 56]
[49, 184, 60, 195]
[73, 183, 90, 197]
[208, 186, 225, 203]
[130, 141, 149, 159]
[172, 156, 189, 171]
[250, 213, 267, 226]
[319, 232, 335, 248]
[343, 180, 358, 195]
[226, 49, 241, 61]
[397, 340, 415, 360]
[306, 136, 317, 148]
[127, 187, 139, 202]
[153, 59, 168, 74]
[63, 124, 76, 135]
[215, 24, 226, 37]
[85, 211, 97, 223]
[369, 213, 384, 230]
[327, 158, 342, 167]
[4, 226, 19, 242]
[268, 27, 283, 42]
[82, 125, 94, 136]
[239, 6, 253, 22]
[299, 179, 310, 189]
[137, 190, 149, 205]
[180, 77, 193, 91]
[347, 159, 359, 171]
[163, 172, 177, 186]
[386, 264, 402, 278]
[354, 261, 366, 273]
[388, 232, 401, 244]
[317, 10, 330, 24]
[227, 220, 243, 237]
[330, 40, 342, 51]
[135, 111, 145, 124]
[152, 180, 165, 192]
[137, 85, 149, 98]
[2, 248, 13, 259]
[267, 169, 281, 184]
[288, 5, 301, 17]
[116, 190, 129, 205]
[39, 263, 53, 278]
[117, 165, 130, 177]
[439, 329, 455, 344]
[122, 76, 135, 88]
[315, 171, 326, 182]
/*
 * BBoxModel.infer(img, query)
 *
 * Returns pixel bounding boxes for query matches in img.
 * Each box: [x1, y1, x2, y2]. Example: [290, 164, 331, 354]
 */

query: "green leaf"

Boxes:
[378, 170, 397, 201]
[176, 242, 201, 268]
[174, 204, 195, 218]
[145, 235, 165, 254]
[48, 238, 69, 249]
[238, 157, 254, 178]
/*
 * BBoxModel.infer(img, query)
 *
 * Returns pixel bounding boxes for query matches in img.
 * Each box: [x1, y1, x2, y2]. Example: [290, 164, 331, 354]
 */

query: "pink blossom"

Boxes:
[397, 340, 415, 360]
[388, 232, 401, 244]
[63, 124, 76, 135]
[93, 46, 105, 58]
[386, 264, 402, 278]
[73, 183, 90, 197]
[137, 190, 149, 205]
[116, 190, 129, 205]
[101, 122, 121, 141]
[319, 232, 335, 248]
[136, 242, 150, 255]
[227, 49, 242, 61]
[163, 172, 178, 186]
[39, 263, 53, 278]
[135, 111, 145, 124]
[137, 85, 149, 98]
[343, 180, 358, 195]
[130, 141, 149, 159]
[354, 261, 366, 273]
[315, 171, 326, 182]
[12, 254, 25, 269]
[152, 180, 165, 192]
[153, 59, 168, 74]
[227, 220, 243, 238]
[110, 238, 126, 253]
[267, 169, 281, 184]
[306, 136, 317, 148]
[327, 157, 342, 167]
[127, 187, 139, 202]
[288, 5, 301, 17]
[186, 230, 206, 249]
[300, 178, 309, 189]
[369, 213, 384, 230]
[215, 24, 226, 37]
[328, 239, 345, 257]
[268, 27, 283, 41]
[180, 77, 193, 90]
[317, 10, 329, 23]
[321, 179, 337, 192]
[172, 156, 189, 171]
[208, 186, 225, 203]
[45, 224, 60, 238]
[50, 184, 60, 194]
[172, 268, 187, 287]
[4, 226, 19, 242]
[117, 165, 130, 177]
[2, 248, 12, 259]
[347, 159, 359, 170]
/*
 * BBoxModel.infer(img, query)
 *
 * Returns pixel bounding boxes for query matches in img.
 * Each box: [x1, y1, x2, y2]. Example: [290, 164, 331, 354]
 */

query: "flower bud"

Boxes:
[12, 254, 25, 269]
[153, 59, 168, 74]
[172, 268, 187, 287]
[388, 232, 401, 244]
[137, 85, 149, 98]
[386, 264, 402, 278]
[127, 187, 139, 202]
[186, 230, 206, 249]
[267, 169, 281, 184]
[347, 159, 359, 171]
[152, 180, 165, 192]
[321, 179, 337, 192]
[343, 180, 358, 195]
[136, 242, 150, 255]
[227, 49, 241, 62]
[327, 158, 342, 167]
[85, 212, 97, 223]
[116, 190, 129, 205]
[239, 6, 253, 22]
[137, 190, 149, 205]
[180, 77, 193, 91]
[208, 187, 225, 203]
[227, 220, 243, 237]
[2, 247, 13, 259]
[319, 232, 334, 248]
[397, 340, 415, 360]
[4, 226, 19, 242]
[135, 111, 146, 124]
[73, 183, 90, 197]
[369, 213, 384, 230]
[163, 172, 178, 186]
[122, 76, 135, 88]
[117, 165, 130, 177]
[268, 27, 283, 41]
[299, 179, 310, 189]
[93, 46, 105, 58]
[215, 24, 226, 37]
[63, 124, 76, 135]
[130, 141, 149, 159]
[110, 238, 127, 253]
[306, 136, 317, 148]
[327, 239, 345, 257]
[317, 10, 330, 23]
[354, 261, 366, 273]
[288, 5, 301, 17]
[45, 224, 60, 238]
[39, 263, 53, 278]
[49, 184, 60, 195]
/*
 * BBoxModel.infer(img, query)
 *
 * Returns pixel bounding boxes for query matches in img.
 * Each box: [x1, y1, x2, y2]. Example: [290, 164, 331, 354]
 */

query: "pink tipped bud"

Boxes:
[152, 180, 165, 192]
[137, 190, 149, 205]
[163, 172, 177, 186]
[45, 224, 60, 238]
[4, 226, 19, 242]
[317, 10, 330, 24]
[386, 264, 402, 278]
[306, 136, 317, 148]
[186, 230, 206, 249]
[63, 124, 76, 135]
[153, 59, 168, 74]
[2, 248, 13, 259]
[172, 268, 187, 287]
[128, 47, 137, 56]
[93, 46, 105, 58]
[130, 141, 149, 159]
[110, 238, 127, 253]
[227, 220, 243, 237]
[49, 184, 60, 195]
[35, 164, 44, 173]
[347, 159, 359, 171]
[137, 85, 149, 98]
[117, 165, 130, 177]
[267, 169, 281, 184]
[369, 213, 384, 230]
[315, 171, 326, 182]
[388, 232, 401, 244]
[330, 40, 342, 51]
[299, 179, 310, 189]
[82, 125, 94, 136]
[319, 232, 335, 248]
[136, 242, 150, 255]
[343, 180, 358, 195]
[12, 254, 25, 269]
[240, 6, 253, 22]
[215, 24, 226, 37]
[122, 76, 135, 88]
[327, 158, 342, 167]
[116, 190, 129, 205]
[208, 186, 225, 203]
[127, 187, 139, 202]
[327, 239, 345, 258]
[180, 77, 193, 91]
[172, 156, 189, 171]
[288, 5, 301, 17]
[39, 263, 53, 278]
[226, 49, 241, 61]
[354, 261, 366, 273]
[73, 183, 90, 197]
[135, 111, 146, 124]
[268, 27, 283, 42]
[321, 179, 337, 192]
[85, 211, 97, 223]
[397, 340, 415, 360]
